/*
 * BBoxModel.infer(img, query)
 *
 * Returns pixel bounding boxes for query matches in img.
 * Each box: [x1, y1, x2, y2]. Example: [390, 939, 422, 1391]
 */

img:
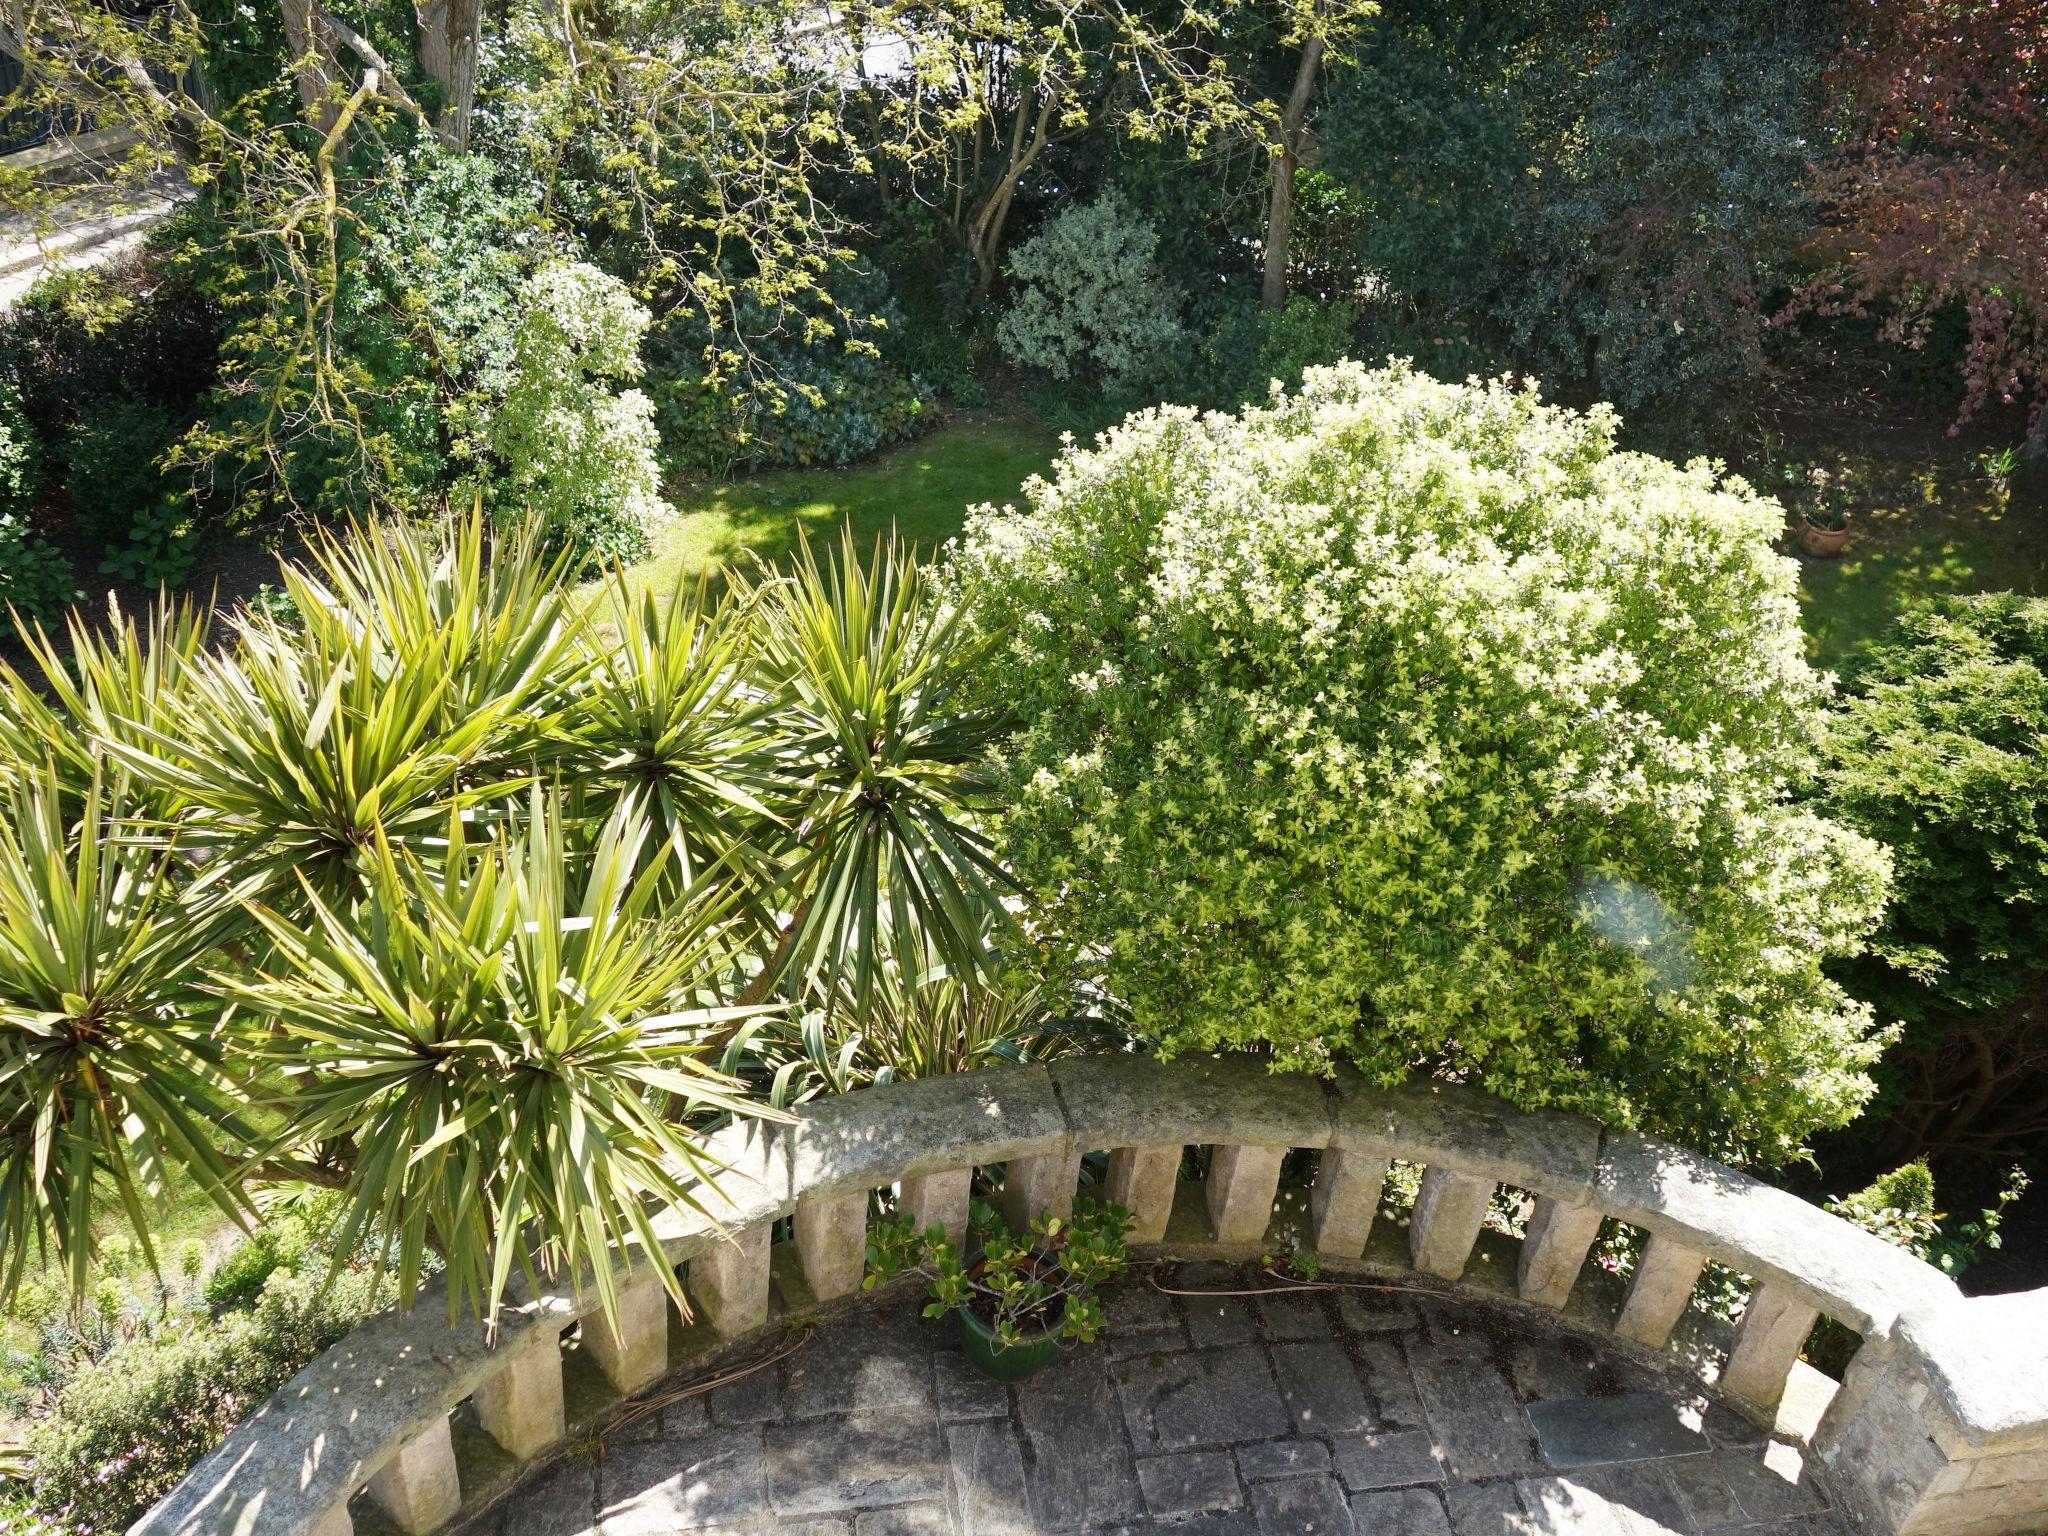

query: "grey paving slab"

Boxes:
[1273, 1339, 1377, 1436]
[1236, 1436, 1332, 1480]
[1526, 1393, 1712, 1469]
[501, 1462, 597, 1536]
[457, 1263, 1836, 1536]
[1014, 1352, 1146, 1529]
[599, 1431, 768, 1532]
[1351, 1485, 1454, 1536]
[1331, 1428, 1444, 1491]
[1443, 1480, 1528, 1536]
[1137, 1449, 1244, 1516]
[1410, 1342, 1543, 1480]
[945, 1419, 1035, 1535]
[783, 1304, 935, 1419]
[1251, 1473, 1356, 1534]
[1257, 1291, 1335, 1341]
[1115, 1342, 1291, 1450]
[764, 1410, 946, 1516]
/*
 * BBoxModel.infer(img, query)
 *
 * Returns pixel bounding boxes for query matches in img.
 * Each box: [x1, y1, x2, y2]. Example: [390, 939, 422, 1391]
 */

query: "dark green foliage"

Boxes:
[647, 262, 934, 476]
[1196, 294, 1359, 410]
[65, 402, 199, 589]
[1821, 594, 2048, 1162]
[0, 383, 73, 628]
[1319, 0, 1826, 422]
[25, 1271, 379, 1533]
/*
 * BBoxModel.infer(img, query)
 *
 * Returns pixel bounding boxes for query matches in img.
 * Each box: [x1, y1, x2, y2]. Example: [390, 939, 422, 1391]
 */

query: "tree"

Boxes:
[1819, 593, 2048, 1163]
[949, 362, 1893, 1165]
[1256, 0, 1377, 309]
[1791, 0, 2048, 442]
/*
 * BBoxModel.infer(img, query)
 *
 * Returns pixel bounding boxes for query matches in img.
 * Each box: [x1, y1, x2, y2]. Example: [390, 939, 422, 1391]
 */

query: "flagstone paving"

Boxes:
[453, 1262, 1849, 1536]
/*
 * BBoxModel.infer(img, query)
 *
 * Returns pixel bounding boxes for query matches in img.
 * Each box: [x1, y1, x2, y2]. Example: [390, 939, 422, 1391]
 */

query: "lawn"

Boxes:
[1785, 413, 2048, 669]
[618, 411, 1059, 597]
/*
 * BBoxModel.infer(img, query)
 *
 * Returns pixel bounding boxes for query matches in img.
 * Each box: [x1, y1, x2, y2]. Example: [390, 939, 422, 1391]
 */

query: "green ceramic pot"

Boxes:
[953, 1249, 1068, 1382]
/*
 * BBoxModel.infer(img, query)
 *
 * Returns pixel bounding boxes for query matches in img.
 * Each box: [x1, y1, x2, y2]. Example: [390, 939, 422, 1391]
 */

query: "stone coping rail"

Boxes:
[129, 1057, 2048, 1536]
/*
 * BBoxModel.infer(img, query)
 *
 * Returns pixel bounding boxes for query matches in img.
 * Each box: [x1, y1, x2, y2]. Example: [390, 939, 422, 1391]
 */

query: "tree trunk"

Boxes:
[280, 0, 342, 133]
[1261, 33, 1326, 311]
[414, 0, 481, 146]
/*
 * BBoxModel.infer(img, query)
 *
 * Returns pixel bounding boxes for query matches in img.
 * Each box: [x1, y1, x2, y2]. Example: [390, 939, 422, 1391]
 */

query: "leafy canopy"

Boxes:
[950, 361, 1892, 1164]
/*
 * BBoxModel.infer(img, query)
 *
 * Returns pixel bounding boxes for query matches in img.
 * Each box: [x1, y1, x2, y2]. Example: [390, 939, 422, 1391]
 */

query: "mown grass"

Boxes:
[612, 411, 1059, 599]
[1781, 414, 2048, 670]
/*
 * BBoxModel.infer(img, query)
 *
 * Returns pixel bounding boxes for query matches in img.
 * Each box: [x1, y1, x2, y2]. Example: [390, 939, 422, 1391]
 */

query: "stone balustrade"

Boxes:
[128, 1057, 2048, 1536]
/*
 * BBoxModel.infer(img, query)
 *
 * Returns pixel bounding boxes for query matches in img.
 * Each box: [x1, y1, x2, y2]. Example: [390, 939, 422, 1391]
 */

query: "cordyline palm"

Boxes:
[567, 572, 783, 896]
[104, 577, 533, 916]
[0, 597, 212, 814]
[0, 768, 257, 1303]
[227, 792, 778, 1332]
[732, 533, 1018, 1016]
[285, 513, 592, 774]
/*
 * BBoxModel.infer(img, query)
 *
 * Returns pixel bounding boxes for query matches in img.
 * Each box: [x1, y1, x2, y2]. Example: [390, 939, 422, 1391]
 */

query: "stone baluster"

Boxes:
[581, 1268, 673, 1396]
[472, 1327, 567, 1458]
[1310, 1148, 1388, 1259]
[794, 1188, 869, 1301]
[1720, 1281, 1819, 1416]
[1106, 1144, 1182, 1245]
[1002, 1148, 1078, 1232]
[367, 1417, 461, 1536]
[1517, 1197, 1604, 1310]
[691, 1222, 772, 1336]
[311, 1507, 354, 1536]
[899, 1168, 974, 1248]
[1614, 1234, 1709, 1349]
[1409, 1166, 1493, 1281]
[1207, 1144, 1287, 1246]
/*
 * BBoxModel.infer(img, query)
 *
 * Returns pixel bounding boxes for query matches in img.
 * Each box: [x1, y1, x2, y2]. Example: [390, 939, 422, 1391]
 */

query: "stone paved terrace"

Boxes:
[450, 1263, 1845, 1536]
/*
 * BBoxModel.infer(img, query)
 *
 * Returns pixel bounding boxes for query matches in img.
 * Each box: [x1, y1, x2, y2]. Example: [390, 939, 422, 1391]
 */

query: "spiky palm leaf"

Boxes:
[736, 533, 1017, 1015]
[102, 582, 533, 915]
[0, 768, 257, 1303]
[228, 792, 778, 1333]
[0, 597, 211, 811]
[284, 514, 592, 773]
[567, 572, 783, 896]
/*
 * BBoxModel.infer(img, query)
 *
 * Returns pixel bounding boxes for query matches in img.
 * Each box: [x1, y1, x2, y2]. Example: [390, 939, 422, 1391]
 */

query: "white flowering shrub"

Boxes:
[950, 362, 1892, 1163]
[996, 193, 1185, 398]
[479, 260, 669, 566]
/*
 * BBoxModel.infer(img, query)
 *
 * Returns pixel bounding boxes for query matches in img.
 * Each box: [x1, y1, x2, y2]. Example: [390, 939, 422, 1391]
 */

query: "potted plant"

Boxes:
[865, 1197, 1132, 1381]
[1787, 463, 1851, 557]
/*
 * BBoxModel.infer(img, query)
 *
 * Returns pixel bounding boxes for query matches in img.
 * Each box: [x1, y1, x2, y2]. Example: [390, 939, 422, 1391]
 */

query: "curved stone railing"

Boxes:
[130, 1057, 2048, 1536]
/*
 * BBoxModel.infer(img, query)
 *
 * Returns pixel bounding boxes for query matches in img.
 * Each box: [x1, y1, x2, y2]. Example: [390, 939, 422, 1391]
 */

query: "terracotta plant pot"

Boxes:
[1800, 518, 1849, 558]
[954, 1249, 1068, 1381]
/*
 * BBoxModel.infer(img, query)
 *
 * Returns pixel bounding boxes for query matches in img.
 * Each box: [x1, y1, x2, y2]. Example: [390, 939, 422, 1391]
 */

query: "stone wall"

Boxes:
[128, 1057, 2048, 1536]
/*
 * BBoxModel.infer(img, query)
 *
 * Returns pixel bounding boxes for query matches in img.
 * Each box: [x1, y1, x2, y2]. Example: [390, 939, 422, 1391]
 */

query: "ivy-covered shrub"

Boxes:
[24, 1269, 380, 1534]
[475, 260, 669, 568]
[65, 401, 200, 589]
[1196, 295, 1359, 410]
[1818, 593, 2048, 1163]
[0, 383, 74, 627]
[647, 261, 934, 476]
[996, 192, 1186, 400]
[950, 362, 1891, 1163]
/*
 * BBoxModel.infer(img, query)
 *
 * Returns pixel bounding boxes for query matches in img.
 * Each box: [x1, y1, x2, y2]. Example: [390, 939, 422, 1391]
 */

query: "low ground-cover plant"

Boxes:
[23, 1267, 383, 1534]
[866, 1197, 1130, 1375]
[949, 361, 1894, 1165]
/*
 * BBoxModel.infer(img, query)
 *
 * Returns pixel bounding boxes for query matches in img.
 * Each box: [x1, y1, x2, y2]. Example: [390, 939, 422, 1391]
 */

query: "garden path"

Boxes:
[449, 1263, 1846, 1536]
